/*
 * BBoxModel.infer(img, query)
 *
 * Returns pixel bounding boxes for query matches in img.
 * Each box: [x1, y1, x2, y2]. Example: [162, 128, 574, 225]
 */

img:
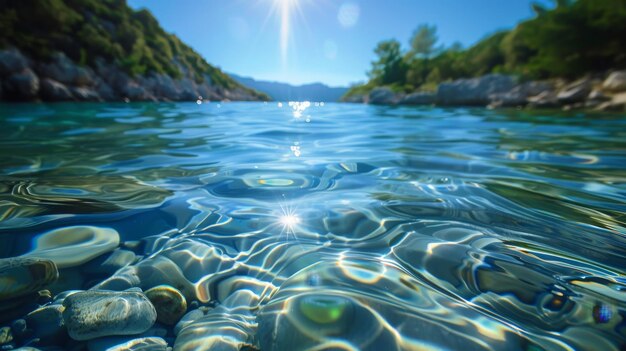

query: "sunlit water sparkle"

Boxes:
[0, 102, 625, 350]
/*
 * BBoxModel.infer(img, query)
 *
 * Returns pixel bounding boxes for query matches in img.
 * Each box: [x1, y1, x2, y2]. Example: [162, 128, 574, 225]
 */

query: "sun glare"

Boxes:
[277, 0, 296, 64]
[280, 214, 300, 228]
[276, 199, 301, 240]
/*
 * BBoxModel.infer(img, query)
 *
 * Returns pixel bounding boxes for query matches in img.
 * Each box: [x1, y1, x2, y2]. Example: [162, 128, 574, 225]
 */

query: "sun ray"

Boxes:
[278, 0, 295, 65]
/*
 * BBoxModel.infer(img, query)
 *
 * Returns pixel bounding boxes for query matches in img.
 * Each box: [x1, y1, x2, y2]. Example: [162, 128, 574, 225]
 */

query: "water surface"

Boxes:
[1, 102, 625, 350]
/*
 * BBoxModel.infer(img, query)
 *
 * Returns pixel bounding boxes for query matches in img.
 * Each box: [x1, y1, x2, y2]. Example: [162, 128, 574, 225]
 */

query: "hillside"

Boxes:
[344, 0, 626, 105]
[0, 0, 269, 102]
[230, 74, 348, 102]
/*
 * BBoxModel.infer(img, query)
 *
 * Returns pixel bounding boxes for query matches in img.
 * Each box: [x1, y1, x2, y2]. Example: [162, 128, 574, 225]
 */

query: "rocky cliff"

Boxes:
[0, 48, 267, 102]
[0, 0, 268, 102]
[350, 72, 626, 112]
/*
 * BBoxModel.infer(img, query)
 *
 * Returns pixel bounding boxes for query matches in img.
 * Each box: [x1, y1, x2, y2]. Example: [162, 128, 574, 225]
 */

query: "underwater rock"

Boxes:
[62, 290, 156, 341]
[257, 293, 368, 351]
[95, 240, 240, 303]
[174, 290, 258, 351]
[87, 336, 168, 351]
[51, 290, 82, 305]
[0, 257, 58, 300]
[0, 326, 13, 344]
[24, 304, 67, 345]
[173, 308, 207, 336]
[145, 285, 187, 326]
[10, 319, 31, 343]
[24, 226, 120, 268]
[83, 249, 137, 276]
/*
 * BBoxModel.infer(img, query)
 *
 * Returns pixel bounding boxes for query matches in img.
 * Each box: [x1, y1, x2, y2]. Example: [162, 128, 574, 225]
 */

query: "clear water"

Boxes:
[1, 102, 625, 350]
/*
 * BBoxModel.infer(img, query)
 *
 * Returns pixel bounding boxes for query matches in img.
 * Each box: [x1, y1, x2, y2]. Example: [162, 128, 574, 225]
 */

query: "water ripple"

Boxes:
[1, 102, 625, 350]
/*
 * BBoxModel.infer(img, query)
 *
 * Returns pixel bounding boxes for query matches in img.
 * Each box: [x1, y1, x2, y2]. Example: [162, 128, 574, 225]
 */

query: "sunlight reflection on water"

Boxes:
[0, 102, 625, 350]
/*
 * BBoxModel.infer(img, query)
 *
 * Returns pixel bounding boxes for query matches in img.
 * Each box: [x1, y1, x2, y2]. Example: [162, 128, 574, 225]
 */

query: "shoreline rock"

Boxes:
[357, 70, 626, 112]
[437, 74, 515, 106]
[0, 48, 266, 103]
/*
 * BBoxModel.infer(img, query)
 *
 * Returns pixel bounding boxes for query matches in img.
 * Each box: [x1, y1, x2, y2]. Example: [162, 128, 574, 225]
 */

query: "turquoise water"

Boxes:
[1, 102, 625, 350]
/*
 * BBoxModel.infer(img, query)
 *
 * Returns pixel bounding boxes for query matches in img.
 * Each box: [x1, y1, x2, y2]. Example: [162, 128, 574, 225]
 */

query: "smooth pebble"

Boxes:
[24, 226, 120, 268]
[0, 258, 58, 300]
[62, 290, 156, 341]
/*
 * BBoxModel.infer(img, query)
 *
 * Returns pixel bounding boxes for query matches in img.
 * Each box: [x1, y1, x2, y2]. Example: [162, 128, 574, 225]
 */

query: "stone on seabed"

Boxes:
[24, 304, 66, 345]
[145, 285, 187, 326]
[87, 336, 168, 351]
[24, 226, 120, 269]
[0, 257, 58, 300]
[62, 290, 156, 341]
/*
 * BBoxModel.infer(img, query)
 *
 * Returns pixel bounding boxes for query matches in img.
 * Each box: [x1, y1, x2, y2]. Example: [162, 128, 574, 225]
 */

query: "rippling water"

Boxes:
[1, 102, 625, 350]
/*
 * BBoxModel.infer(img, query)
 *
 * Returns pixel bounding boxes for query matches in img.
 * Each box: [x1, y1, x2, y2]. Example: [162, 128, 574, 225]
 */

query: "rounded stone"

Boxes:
[298, 295, 350, 324]
[83, 249, 137, 276]
[25, 226, 120, 268]
[0, 326, 13, 344]
[87, 336, 168, 351]
[145, 285, 187, 326]
[0, 257, 59, 300]
[62, 290, 157, 341]
[173, 309, 205, 336]
[24, 304, 66, 344]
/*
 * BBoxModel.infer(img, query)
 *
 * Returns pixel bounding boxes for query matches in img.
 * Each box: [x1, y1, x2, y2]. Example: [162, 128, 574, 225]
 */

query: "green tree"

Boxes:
[368, 40, 407, 86]
[519, 0, 626, 77]
[409, 24, 439, 59]
[407, 24, 439, 85]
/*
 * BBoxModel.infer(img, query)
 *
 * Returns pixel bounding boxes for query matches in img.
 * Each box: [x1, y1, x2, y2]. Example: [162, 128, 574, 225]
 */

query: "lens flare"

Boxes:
[276, 0, 296, 64]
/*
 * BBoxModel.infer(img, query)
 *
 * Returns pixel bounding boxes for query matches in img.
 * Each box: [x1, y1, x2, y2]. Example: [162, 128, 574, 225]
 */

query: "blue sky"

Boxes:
[128, 0, 551, 87]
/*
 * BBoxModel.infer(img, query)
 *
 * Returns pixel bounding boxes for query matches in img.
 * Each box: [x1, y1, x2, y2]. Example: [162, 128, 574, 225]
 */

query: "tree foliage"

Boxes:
[409, 24, 439, 59]
[368, 40, 407, 86]
[345, 0, 626, 98]
[0, 0, 264, 96]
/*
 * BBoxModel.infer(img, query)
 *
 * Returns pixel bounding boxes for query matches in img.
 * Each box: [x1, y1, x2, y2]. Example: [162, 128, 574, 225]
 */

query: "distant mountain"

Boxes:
[230, 74, 348, 102]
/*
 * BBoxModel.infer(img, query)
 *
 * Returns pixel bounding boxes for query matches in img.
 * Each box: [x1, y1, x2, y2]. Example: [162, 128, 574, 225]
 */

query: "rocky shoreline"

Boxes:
[0, 48, 265, 103]
[346, 72, 626, 112]
[0, 226, 188, 351]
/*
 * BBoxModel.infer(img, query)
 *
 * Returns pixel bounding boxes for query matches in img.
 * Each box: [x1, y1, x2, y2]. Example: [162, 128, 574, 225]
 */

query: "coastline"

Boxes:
[0, 48, 267, 103]
[344, 72, 626, 112]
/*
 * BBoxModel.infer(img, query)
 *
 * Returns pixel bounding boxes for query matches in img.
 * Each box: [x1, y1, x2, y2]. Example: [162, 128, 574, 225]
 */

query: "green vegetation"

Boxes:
[344, 0, 626, 99]
[0, 0, 267, 98]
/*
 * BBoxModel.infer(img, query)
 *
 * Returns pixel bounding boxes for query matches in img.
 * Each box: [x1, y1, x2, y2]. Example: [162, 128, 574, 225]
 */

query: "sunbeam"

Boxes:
[276, 0, 296, 64]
